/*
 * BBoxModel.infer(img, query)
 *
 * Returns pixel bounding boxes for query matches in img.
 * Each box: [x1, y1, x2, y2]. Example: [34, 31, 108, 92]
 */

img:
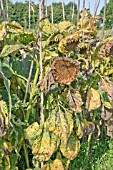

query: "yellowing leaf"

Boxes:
[86, 88, 101, 112]
[58, 33, 79, 54]
[25, 122, 40, 145]
[50, 159, 64, 170]
[7, 21, 23, 33]
[44, 111, 74, 144]
[0, 100, 8, 137]
[76, 122, 83, 139]
[42, 164, 51, 170]
[32, 129, 59, 161]
[0, 26, 6, 41]
[60, 133, 80, 160]
[0, 44, 25, 58]
[104, 69, 113, 76]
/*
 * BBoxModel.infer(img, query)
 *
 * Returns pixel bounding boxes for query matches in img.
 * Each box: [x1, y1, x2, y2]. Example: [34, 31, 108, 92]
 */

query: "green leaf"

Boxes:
[19, 32, 35, 44]
[98, 90, 112, 109]
[2, 63, 14, 78]
[0, 71, 11, 120]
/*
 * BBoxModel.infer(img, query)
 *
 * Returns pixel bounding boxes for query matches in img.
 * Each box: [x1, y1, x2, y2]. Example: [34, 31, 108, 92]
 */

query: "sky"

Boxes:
[11, 0, 109, 15]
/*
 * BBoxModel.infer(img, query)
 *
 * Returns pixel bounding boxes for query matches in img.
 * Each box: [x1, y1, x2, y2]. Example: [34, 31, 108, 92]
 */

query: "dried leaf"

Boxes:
[83, 119, 95, 135]
[86, 88, 101, 112]
[60, 133, 80, 160]
[103, 39, 113, 56]
[101, 105, 112, 121]
[100, 78, 113, 104]
[67, 90, 83, 112]
[107, 125, 113, 138]
[44, 111, 74, 144]
[32, 129, 59, 161]
[38, 69, 56, 94]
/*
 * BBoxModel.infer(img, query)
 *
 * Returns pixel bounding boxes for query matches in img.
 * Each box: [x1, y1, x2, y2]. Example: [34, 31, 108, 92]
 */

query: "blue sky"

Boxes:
[11, 0, 109, 15]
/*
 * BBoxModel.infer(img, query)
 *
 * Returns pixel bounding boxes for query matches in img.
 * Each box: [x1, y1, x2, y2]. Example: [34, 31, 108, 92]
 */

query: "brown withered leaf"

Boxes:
[101, 105, 112, 121]
[32, 129, 60, 161]
[86, 88, 101, 112]
[83, 119, 95, 135]
[60, 133, 80, 160]
[44, 111, 74, 144]
[103, 39, 113, 56]
[99, 78, 113, 104]
[38, 69, 56, 94]
[67, 90, 83, 112]
[92, 123, 101, 140]
[107, 125, 113, 138]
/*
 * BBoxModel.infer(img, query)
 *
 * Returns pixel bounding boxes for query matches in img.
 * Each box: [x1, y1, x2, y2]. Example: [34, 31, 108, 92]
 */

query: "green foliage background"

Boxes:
[0, 1, 77, 29]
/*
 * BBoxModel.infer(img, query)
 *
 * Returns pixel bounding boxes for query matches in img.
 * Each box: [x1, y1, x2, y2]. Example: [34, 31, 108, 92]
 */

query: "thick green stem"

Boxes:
[13, 73, 28, 82]
[25, 61, 39, 123]
[86, 111, 97, 157]
[23, 141, 30, 168]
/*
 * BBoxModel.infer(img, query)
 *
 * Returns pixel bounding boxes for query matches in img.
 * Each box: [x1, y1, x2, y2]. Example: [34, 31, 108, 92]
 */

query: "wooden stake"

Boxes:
[102, 0, 107, 39]
[77, 0, 80, 23]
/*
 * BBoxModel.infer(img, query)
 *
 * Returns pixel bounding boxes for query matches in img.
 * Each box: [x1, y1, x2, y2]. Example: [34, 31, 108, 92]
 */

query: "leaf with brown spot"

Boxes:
[32, 129, 60, 161]
[44, 111, 74, 144]
[50, 159, 64, 170]
[60, 133, 80, 160]
[25, 122, 40, 145]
